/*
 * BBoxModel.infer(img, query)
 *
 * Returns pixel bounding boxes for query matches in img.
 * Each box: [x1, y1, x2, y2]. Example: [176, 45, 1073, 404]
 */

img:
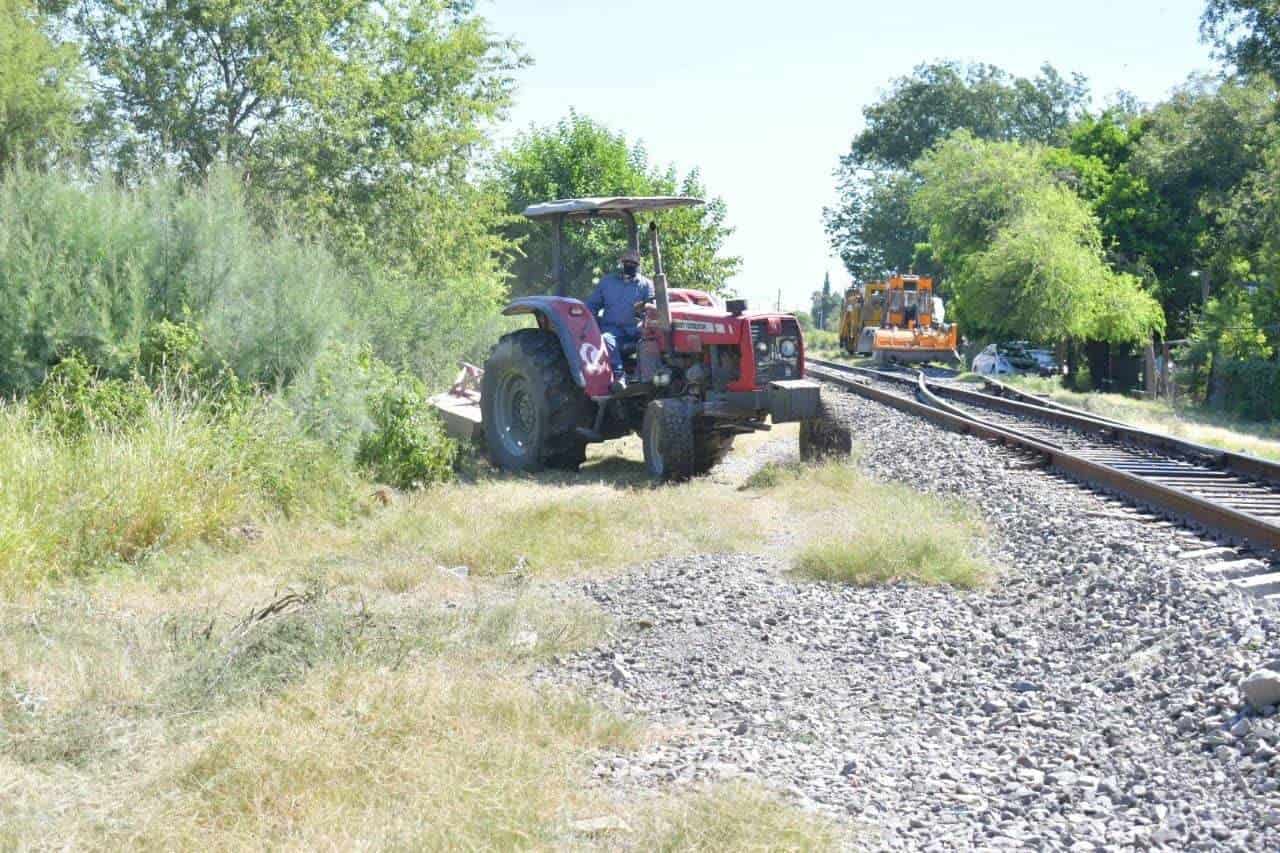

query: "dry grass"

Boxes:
[383, 477, 760, 579]
[629, 784, 845, 851]
[794, 533, 988, 588]
[0, 577, 840, 850]
[0, 440, 850, 849]
[5, 425, 1012, 849]
[1002, 374, 1280, 461]
[0, 398, 355, 595]
[1, 661, 637, 849]
[746, 462, 993, 588]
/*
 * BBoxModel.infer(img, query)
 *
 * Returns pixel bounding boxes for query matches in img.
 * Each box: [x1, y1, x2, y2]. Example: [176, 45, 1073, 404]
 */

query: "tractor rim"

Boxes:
[495, 372, 537, 458]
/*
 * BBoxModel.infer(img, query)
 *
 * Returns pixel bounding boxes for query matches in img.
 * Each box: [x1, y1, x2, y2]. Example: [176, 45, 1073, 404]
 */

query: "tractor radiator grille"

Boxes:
[750, 318, 801, 383]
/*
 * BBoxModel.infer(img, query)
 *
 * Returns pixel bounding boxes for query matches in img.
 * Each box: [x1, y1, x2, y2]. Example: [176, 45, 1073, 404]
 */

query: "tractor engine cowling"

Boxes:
[639, 298, 819, 423]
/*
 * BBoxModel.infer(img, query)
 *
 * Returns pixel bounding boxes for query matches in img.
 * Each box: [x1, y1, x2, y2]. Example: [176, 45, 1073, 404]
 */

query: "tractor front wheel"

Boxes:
[482, 329, 590, 472]
[800, 392, 854, 461]
[642, 399, 696, 482]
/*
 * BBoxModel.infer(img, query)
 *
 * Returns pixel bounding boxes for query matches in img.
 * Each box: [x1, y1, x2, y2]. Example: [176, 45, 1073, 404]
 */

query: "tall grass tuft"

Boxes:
[746, 461, 993, 589]
[0, 393, 355, 593]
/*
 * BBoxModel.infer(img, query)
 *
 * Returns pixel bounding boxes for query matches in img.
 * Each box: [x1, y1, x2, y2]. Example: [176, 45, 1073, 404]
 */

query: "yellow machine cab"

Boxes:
[837, 275, 959, 365]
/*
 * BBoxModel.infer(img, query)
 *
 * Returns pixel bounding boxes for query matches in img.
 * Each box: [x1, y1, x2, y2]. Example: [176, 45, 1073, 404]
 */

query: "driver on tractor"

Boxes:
[586, 249, 653, 394]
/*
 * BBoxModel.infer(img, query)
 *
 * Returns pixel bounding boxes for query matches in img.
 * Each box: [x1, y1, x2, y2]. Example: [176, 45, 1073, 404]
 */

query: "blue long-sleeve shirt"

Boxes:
[585, 272, 654, 332]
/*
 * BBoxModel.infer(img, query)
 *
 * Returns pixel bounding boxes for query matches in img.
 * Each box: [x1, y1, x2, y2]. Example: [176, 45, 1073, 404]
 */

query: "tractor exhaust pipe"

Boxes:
[649, 221, 671, 332]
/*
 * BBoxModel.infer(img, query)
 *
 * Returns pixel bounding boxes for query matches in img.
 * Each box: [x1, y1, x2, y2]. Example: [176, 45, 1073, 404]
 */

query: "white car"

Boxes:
[971, 343, 1016, 376]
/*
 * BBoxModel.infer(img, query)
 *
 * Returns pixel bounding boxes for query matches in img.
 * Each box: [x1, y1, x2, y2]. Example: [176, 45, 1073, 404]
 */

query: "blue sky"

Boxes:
[483, 0, 1218, 311]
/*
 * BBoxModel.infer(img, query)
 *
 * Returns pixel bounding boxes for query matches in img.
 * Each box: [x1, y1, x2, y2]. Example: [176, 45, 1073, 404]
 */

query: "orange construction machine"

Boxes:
[837, 274, 959, 365]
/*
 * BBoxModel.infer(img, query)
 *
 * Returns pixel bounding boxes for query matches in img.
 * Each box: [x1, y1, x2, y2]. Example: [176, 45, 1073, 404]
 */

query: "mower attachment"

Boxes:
[429, 362, 485, 443]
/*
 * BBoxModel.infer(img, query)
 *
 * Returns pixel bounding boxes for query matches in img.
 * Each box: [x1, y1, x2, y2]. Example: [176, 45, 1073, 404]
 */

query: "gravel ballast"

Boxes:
[547, 389, 1280, 850]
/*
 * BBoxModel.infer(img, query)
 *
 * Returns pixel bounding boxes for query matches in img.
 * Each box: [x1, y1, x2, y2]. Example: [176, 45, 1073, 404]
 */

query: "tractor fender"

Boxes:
[502, 296, 613, 398]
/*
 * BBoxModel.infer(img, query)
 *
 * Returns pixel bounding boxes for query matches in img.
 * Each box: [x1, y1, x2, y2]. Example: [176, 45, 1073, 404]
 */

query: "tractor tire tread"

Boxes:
[800, 389, 855, 461]
[643, 399, 697, 482]
[483, 329, 590, 471]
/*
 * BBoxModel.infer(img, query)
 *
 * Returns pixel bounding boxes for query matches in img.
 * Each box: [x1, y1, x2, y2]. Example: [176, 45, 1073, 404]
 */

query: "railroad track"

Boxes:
[806, 356, 1280, 594]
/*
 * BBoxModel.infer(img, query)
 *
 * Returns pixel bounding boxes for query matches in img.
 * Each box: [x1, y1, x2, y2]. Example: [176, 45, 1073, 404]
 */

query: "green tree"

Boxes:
[1045, 111, 1170, 272]
[1128, 75, 1278, 330]
[64, 0, 522, 266]
[66, 0, 528, 378]
[0, 0, 80, 167]
[68, 1, 523, 177]
[810, 272, 840, 331]
[496, 113, 741, 299]
[824, 170, 927, 280]
[826, 61, 1089, 282]
[1179, 288, 1273, 401]
[912, 131, 1164, 344]
[1202, 0, 1280, 80]
[848, 61, 1089, 172]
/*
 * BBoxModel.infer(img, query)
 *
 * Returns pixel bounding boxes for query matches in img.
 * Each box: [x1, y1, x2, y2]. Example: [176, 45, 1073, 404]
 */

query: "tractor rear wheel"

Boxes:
[482, 329, 590, 472]
[693, 428, 735, 475]
[642, 399, 696, 482]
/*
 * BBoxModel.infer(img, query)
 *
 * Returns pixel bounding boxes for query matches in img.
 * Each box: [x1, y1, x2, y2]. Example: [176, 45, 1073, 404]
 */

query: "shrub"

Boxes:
[0, 167, 351, 394]
[288, 340, 460, 488]
[30, 353, 150, 439]
[139, 316, 203, 380]
[288, 341, 394, 460]
[356, 377, 458, 489]
[1215, 359, 1280, 421]
[804, 328, 840, 353]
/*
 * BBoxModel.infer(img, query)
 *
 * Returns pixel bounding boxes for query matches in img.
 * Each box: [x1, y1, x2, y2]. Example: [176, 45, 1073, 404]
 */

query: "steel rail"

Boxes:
[808, 357, 1280, 486]
[978, 377, 1132, 427]
[805, 360, 1280, 551]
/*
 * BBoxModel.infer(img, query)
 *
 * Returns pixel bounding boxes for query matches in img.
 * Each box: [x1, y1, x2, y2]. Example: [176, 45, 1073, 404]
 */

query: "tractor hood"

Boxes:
[667, 297, 797, 326]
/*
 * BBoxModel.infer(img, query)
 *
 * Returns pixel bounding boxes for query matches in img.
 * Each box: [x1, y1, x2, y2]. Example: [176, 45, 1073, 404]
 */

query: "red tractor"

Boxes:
[435, 196, 830, 481]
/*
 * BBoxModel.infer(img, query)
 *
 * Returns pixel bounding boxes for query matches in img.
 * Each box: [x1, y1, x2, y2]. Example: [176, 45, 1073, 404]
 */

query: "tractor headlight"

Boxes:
[779, 338, 798, 359]
[755, 341, 769, 354]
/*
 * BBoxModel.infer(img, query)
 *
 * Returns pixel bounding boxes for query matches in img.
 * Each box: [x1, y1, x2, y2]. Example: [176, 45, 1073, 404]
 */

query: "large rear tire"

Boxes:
[642, 399, 696, 482]
[482, 329, 591, 472]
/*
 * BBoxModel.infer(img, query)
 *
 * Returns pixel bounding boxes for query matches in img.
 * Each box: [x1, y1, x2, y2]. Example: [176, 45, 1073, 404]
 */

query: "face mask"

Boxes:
[622, 263, 639, 277]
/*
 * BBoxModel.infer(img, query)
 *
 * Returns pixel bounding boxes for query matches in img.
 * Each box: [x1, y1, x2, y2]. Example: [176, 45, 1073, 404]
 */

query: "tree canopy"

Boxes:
[496, 113, 740, 299]
[1202, 0, 1280, 81]
[848, 61, 1090, 171]
[825, 61, 1090, 281]
[0, 0, 80, 167]
[912, 131, 1164, 343]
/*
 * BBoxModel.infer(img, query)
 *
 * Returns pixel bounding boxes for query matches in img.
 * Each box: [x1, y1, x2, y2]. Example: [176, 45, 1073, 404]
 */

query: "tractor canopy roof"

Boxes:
[522, 196, 703, 221]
